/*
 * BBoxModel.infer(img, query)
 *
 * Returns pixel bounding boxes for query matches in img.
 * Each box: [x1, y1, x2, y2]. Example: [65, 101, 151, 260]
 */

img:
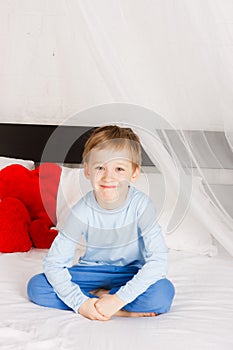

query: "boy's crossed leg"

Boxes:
[27, 265, 175, 318]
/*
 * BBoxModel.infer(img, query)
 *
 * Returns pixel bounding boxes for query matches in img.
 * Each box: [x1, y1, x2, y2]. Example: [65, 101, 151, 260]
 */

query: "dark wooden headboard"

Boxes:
[0, 123, 153, 165]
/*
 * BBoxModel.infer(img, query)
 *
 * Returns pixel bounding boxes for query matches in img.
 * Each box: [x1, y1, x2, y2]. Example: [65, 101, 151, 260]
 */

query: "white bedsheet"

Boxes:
[0, 247, 232, 350]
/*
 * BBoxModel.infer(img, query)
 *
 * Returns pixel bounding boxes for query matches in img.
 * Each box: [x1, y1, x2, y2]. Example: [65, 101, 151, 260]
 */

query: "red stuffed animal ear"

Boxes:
[0, 198, 32, 253]
[35, 163, 62, 226]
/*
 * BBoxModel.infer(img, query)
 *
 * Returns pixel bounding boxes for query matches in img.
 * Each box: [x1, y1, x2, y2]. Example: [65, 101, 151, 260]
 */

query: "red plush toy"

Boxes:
[0, 163, 62, 252]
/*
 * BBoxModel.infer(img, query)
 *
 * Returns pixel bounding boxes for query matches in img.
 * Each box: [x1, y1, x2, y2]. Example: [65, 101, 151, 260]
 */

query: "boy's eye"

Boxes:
[116, 167, 125, 172]
[96, 166, 104, 171]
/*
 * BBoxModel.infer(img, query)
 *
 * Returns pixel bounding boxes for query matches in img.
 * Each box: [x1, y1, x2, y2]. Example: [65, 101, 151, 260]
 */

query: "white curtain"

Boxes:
[0, 1, 233, 254]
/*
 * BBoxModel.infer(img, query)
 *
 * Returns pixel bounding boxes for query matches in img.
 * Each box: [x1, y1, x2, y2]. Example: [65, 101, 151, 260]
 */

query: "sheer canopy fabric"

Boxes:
[0, 1, 233, 254]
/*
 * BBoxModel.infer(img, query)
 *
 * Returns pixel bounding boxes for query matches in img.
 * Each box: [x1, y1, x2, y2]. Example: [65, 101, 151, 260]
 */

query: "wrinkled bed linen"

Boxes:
[0, 246, 232, 350]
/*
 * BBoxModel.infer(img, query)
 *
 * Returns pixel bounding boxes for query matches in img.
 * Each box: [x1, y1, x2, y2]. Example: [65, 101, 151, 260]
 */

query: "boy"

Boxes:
[27, 125, 175, 321]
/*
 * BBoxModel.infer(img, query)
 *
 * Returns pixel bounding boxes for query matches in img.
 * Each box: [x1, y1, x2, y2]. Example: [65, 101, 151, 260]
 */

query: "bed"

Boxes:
[0, 123, 233, 350]
[1, 247, 233, 350]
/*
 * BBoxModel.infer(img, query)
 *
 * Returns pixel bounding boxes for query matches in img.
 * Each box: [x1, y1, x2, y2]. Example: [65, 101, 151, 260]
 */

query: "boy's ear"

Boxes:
[131, 166, 140, 183]
[84, 162, 90, 179]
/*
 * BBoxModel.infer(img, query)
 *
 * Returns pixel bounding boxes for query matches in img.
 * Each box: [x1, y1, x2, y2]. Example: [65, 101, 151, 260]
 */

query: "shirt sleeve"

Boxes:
[43, 204, 89, 313]
[116, 197, 168, 304]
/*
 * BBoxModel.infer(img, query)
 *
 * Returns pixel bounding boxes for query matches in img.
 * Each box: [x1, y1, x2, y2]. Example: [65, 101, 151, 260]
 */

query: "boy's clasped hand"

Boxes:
[78, 294, 126, 321]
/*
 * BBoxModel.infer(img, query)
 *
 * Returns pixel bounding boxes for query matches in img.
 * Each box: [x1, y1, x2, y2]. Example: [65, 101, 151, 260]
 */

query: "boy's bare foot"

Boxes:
[89, 288, 110, 297]
[114, 310, 158, 317]
[89, 289, 158, 318]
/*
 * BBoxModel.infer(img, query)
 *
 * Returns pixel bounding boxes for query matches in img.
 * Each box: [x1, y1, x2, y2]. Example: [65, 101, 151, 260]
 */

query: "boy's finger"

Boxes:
[91, 300, 110, 320]
[94, 311, 110, 321]
[95, 300, 108, 314]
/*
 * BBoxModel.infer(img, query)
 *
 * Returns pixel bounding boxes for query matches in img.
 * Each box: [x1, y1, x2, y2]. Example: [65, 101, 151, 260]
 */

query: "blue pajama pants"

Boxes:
[27, 265, 175, 314]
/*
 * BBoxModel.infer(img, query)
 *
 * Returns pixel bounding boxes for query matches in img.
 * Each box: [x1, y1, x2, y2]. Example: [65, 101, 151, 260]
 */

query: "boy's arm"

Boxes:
[43, 231, 89, 313]
[115, 198, 168, 305]
[44, 233, 110, 320]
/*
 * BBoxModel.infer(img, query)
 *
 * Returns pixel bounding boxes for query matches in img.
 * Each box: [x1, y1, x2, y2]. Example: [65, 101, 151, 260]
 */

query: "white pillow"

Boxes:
[0, 156, 35, 170]
[56, 167, 92, 230]
[136, 171, 217, 255]
[159, 208, 217, 256]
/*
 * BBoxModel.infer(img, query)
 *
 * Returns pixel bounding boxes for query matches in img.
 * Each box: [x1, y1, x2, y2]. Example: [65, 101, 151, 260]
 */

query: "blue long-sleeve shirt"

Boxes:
[43, 186, 168, 313]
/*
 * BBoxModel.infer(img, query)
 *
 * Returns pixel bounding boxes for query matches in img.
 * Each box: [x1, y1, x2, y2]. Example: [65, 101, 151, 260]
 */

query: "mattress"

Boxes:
[0, 246, 232, 350]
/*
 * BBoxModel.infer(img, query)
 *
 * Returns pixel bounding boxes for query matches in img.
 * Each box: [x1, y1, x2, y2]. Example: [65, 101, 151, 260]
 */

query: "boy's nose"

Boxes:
[102, 168, 114, 180]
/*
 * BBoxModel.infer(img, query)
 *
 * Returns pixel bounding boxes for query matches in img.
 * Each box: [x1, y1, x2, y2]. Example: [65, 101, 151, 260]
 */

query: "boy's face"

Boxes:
[84, 147, 140, 209]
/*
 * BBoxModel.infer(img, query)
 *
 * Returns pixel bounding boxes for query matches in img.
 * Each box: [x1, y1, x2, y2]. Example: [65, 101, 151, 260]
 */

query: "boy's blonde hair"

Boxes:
[82, 125, 141, 170]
